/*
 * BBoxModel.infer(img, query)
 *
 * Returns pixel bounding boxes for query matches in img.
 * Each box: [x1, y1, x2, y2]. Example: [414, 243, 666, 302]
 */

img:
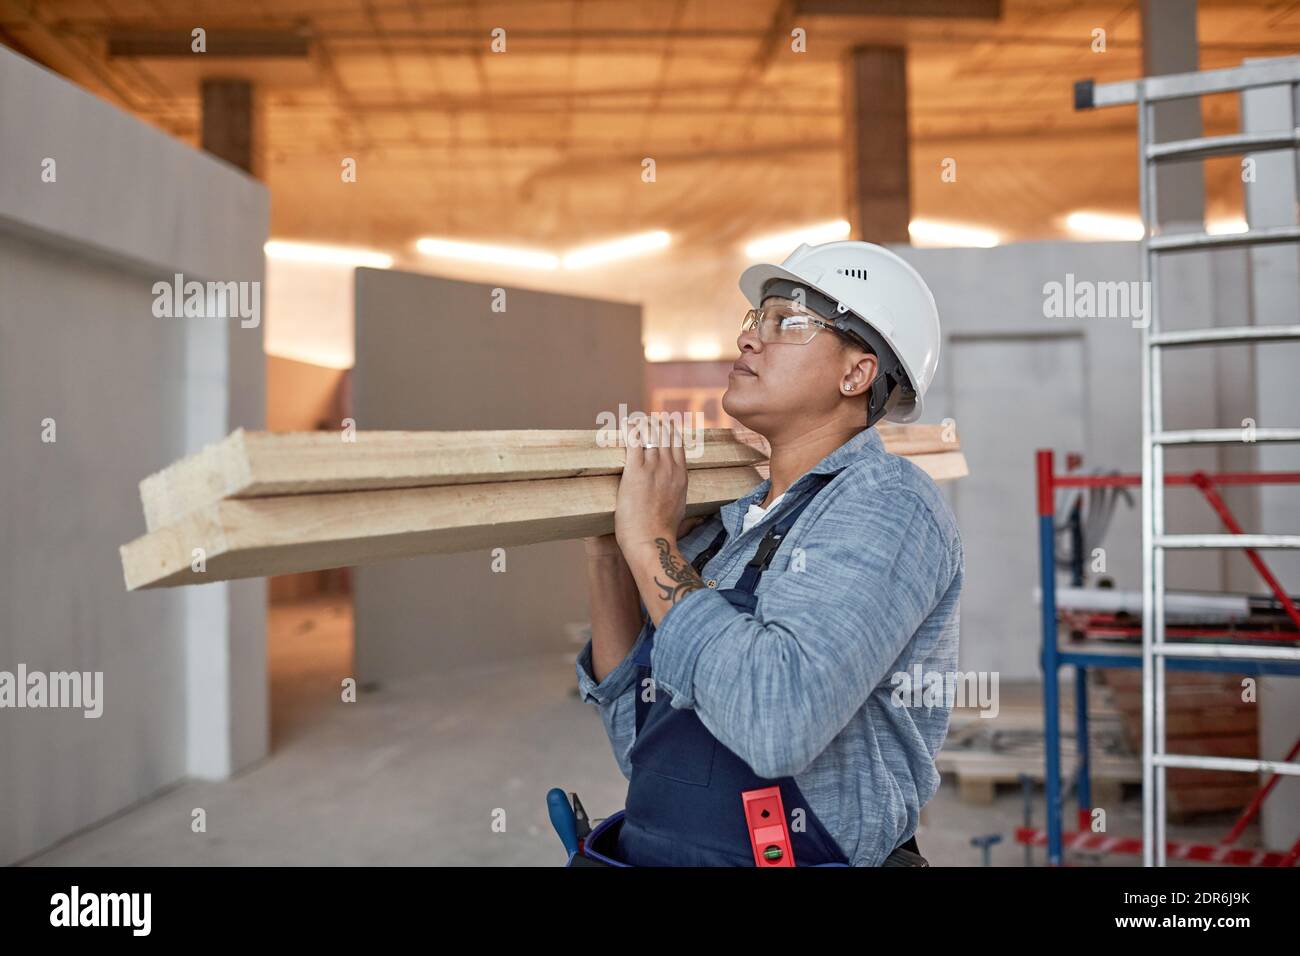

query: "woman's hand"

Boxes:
[614, 418, 689, 553]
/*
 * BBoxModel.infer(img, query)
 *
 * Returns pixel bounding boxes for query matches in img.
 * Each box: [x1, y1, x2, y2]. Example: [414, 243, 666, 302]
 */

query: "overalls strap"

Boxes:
[585, 469, 924, 868]
[732, 474, 834, 595]
[690, 526, 728, 576]
[633, 473, 835, 737]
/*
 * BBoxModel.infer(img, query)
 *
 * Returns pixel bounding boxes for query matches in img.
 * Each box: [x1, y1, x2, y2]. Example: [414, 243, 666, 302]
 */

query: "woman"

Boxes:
[575, 240, 962, 866]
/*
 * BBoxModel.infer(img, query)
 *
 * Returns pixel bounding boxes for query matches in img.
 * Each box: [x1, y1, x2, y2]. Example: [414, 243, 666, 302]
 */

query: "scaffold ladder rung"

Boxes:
[1153, 754, 1300, 776]
[1147, 128, 1300, 161]
[1154, 643, 1300, 662]
[1148, 224, 1300, 252]
[1155, 534, 1300, 550]
[1154, 428, 1300, 445]
[1150, 325, 1300, 347]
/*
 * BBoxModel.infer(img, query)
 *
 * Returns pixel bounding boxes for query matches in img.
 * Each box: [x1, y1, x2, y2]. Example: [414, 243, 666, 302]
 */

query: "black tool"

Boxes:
[570, 792, 592, 841]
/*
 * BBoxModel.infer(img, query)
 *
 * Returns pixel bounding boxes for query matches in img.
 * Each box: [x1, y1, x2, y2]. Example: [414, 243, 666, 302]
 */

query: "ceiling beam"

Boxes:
[107, 29, 311, 58]
[796, 0, 1002, 18]
[0, 0, 145, 110]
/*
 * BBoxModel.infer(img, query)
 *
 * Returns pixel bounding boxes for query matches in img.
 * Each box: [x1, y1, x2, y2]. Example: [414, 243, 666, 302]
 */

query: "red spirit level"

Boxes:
[742, 786, 795, 867]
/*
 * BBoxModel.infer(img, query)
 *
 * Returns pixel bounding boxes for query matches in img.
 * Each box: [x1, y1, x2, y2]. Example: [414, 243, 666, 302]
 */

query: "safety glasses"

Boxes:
[741, 303, 841, 345]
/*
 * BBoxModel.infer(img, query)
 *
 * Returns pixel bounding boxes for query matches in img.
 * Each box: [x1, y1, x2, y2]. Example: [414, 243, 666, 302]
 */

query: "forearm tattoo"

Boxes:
[652, 537, 706, 605]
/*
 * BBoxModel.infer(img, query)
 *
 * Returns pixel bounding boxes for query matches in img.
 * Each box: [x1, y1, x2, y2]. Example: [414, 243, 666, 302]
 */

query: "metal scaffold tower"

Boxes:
[1076, 58, 1300, 865]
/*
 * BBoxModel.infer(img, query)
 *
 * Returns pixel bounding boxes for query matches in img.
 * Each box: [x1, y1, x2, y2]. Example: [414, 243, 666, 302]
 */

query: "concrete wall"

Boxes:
[352, 268, 643, 683]
[893, 240, 1232, 679]
[0, 45, 268, 863]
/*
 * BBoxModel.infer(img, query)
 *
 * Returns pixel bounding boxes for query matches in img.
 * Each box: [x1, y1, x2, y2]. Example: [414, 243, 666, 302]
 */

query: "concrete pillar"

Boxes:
[1138, 0, 1225, 601]
[201, 78, 259, 176]
[1140, 0, 1204, 231]
[1242, 57, 1300, 853]
[843, 45, 910, 243]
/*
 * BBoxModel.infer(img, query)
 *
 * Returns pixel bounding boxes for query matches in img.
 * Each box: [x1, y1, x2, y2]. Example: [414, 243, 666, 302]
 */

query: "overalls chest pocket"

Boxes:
[628, 586, 758, 788]
[628, 688, 718, 787]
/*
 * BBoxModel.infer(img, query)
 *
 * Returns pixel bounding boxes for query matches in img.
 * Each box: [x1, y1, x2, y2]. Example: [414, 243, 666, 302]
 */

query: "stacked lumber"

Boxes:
[1100, 669, 1261, 818]
[121, 424, 966, 591]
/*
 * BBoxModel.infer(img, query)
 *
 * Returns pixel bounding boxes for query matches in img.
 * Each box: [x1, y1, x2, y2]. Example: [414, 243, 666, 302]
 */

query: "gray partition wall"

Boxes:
[0, 46, 268, 864]
[352, 268, 644, 683]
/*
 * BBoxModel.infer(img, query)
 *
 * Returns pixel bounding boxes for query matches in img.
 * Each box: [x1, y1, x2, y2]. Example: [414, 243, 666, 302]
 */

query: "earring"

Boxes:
[843, 383, 854, 392]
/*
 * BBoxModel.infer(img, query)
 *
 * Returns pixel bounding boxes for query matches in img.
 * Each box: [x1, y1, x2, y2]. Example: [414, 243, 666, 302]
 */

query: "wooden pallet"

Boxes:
[939, 719, 1141, 805]
[1098, 668, 1262, 817]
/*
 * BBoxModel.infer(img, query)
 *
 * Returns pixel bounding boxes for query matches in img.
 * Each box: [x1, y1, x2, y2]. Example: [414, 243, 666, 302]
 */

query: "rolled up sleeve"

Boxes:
[649, 485, 955, 780]
[575, 618, 647, 706]
[575, 616, 652, 779]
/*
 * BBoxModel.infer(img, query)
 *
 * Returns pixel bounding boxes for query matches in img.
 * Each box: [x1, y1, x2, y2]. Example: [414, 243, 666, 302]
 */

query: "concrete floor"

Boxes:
[25, 598, 1244, 867]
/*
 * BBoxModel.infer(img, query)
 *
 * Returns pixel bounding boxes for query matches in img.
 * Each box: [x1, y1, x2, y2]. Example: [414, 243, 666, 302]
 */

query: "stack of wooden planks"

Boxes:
[121, 424, 966, 590]
[1101, 668, 1262, 818]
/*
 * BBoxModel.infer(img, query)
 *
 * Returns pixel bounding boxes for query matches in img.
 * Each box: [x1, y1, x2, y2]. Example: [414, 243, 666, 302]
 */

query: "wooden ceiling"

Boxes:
[3, 1, 1298, 360]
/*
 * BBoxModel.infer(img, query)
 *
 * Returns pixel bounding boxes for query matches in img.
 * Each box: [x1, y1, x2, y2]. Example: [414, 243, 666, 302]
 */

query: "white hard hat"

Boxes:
[738, 240, 941, 423]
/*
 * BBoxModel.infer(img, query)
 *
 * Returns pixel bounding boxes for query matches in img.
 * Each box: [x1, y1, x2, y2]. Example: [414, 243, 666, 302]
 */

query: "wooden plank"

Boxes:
[907, 450, 968, 483]
[958, 778, 996, 804]
[1113, 707, 1257, 737]
[1167, 784, 1260, 816]
[954, 775, 1127, 807]
[733, 422, 960, 458]
[141, 425, 963, 531]
[1110, 688, 1256, 711]
[1166, 766, 1260, 787]
[122, 466, 764, 591]
[876, 423, 961, 456]
[937, 710, 1141, 789]
[1105, 669, 1249, 691]
[140, 428, 765, 532]
[937, 750, 1142, 784]
[752, 449, 967, 484]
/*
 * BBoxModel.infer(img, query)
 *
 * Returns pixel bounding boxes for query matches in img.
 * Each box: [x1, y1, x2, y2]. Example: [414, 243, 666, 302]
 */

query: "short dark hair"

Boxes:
[836, 328, 874, 355]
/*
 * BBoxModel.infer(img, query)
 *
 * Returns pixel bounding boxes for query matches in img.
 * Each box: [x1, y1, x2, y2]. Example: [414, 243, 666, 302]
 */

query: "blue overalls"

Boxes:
[574, 473, 852, 867]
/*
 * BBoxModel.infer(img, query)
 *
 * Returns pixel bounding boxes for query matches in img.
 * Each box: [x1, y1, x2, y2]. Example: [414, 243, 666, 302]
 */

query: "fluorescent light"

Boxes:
[908, 219, 1000, 248]
[562, 230, 670, 270]
[1063, 211, 1145, 242]
[415, 237, 559, 270]
[744, 220, 851, 259]
[265, 240, 393, 269]
[1207, 217, 1248, 235]
[684, 338, 724, 361]
[644, 339, 673, 362]
[412, 231, 671, 272]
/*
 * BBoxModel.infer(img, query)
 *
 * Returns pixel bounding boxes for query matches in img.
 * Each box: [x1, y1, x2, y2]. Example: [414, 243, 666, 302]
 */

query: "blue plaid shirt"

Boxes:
[576, 426, 963, 866]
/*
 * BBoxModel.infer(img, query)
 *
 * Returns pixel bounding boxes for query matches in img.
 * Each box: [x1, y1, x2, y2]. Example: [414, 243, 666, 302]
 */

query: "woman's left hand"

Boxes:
[614, 417, 689, 552]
